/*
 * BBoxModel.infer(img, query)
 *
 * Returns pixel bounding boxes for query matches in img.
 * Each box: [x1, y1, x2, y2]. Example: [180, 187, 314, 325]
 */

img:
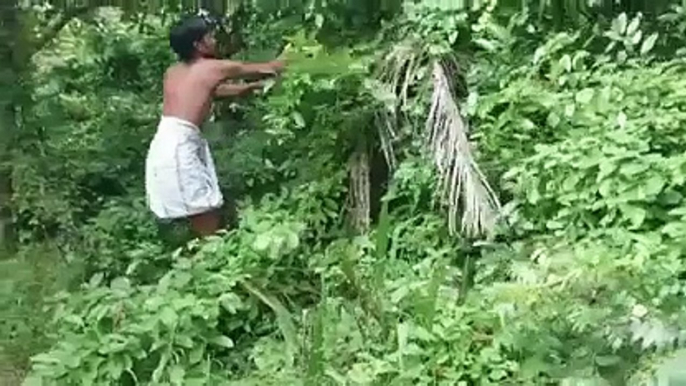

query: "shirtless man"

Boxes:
[145, 15, 284, 237]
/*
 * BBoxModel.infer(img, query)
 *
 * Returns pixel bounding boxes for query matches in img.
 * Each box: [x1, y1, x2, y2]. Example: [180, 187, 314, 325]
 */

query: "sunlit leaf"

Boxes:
[209, 336, 234, 349]
[640, 33, 659, 55]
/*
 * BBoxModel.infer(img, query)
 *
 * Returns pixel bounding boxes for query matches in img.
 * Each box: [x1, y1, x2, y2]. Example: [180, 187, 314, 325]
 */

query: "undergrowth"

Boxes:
[4, 3, 686, 386]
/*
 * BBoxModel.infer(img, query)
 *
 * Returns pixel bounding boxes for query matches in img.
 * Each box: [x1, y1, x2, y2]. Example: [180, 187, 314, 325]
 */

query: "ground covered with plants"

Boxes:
[4, 1, 686, 385]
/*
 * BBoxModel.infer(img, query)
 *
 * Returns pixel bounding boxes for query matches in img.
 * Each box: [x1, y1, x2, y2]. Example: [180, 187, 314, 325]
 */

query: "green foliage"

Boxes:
[15, 11, 171, 246]
[7, 2, 686, 386]
[0, 245, 80, 379]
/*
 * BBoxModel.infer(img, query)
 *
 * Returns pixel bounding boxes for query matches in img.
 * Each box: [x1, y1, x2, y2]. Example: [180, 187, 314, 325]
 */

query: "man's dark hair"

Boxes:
[169, 15, 214, 62]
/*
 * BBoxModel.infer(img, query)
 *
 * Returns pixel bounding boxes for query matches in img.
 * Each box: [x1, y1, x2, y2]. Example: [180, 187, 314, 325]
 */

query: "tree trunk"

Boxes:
[0, 2, 20, 253]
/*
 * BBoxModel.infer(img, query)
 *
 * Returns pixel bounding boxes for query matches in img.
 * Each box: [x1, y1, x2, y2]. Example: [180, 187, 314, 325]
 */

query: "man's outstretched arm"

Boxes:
[214, 81, 265, 98]
[211, 59, 284, 81]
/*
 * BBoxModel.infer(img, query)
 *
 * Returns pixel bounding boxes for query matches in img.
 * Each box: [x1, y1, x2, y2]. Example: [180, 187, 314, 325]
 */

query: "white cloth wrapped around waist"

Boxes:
[145, 116, 223, 220]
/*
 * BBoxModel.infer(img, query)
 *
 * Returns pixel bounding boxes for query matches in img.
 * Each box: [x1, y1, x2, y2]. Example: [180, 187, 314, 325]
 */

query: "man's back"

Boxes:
[162, 61, 215, 128]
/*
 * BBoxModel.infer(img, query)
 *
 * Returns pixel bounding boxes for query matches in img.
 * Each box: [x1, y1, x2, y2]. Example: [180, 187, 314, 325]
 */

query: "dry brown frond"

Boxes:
[426, 60, 500, 237]
[373, 38, 500, 238]
[376, 109, 398, 172]
[374, 40, 423, 174]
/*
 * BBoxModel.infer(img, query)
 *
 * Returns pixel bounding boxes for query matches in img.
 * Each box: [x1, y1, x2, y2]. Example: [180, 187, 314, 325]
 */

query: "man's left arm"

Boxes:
[214, 81, 265, 98]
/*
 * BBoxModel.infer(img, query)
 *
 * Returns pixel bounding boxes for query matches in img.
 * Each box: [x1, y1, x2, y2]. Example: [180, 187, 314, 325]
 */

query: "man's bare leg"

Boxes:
[188, 209, 222, 237]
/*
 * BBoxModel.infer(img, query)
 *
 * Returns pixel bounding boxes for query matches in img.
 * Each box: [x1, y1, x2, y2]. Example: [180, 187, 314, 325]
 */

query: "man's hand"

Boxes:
[271, 60, 286, 74]
[247, 81, 268, 94]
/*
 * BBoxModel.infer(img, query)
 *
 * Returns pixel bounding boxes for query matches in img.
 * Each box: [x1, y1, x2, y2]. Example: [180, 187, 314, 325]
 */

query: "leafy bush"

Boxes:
[7, 3, 686, 386]
[0, 245, 80, 380]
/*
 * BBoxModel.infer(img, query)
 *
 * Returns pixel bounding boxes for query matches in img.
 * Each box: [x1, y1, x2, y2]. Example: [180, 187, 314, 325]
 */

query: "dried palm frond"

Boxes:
[375, 108, 398, 171]
[374, 39, 423, 174]
[426, 60, 500, 237]
[373, 37, 500, 238]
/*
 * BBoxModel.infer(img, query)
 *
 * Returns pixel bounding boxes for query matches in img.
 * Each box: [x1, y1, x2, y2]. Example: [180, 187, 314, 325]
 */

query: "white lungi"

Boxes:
[145, 116, 223, 220]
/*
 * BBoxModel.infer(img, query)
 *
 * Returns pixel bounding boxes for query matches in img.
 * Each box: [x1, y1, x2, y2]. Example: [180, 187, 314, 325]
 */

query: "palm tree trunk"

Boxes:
[347, 135, 371, 234]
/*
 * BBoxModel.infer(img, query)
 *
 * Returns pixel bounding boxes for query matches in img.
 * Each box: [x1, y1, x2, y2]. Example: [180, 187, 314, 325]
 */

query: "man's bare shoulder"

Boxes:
[191, 58, 227, 73]
[164, 63, 185, 82]
[165, 59, 237, 86]
[190, 59, 230, 84]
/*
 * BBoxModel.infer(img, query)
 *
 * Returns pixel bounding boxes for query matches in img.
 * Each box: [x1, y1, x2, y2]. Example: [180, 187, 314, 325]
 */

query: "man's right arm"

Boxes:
[212, 60, 284, 81]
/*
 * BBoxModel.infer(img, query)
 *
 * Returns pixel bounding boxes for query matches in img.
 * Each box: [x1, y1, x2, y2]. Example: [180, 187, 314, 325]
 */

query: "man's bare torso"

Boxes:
[162, 60, 218, 128]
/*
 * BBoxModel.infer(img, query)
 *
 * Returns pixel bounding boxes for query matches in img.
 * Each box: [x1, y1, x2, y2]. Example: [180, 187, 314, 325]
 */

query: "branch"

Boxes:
[31, 6, 90, 55]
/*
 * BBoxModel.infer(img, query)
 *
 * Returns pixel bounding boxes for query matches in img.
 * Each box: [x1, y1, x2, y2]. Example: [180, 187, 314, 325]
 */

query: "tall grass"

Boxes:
[0, 244, 82, 385]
